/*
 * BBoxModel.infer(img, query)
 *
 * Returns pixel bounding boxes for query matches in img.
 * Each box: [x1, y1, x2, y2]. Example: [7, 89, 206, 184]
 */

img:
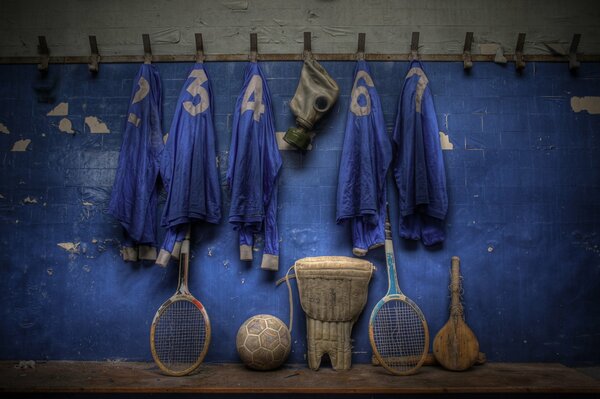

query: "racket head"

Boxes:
[150, 295, 211, 376]
[369, 294, 429, 376]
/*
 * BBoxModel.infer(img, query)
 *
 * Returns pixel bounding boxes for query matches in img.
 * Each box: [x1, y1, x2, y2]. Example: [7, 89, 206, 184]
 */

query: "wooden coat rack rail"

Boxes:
[1, 32, 597, 68]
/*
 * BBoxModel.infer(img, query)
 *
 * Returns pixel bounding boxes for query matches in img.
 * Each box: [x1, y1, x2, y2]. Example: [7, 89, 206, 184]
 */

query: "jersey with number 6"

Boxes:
[227, 62, 282, 271]
[336, 60, 391, 256]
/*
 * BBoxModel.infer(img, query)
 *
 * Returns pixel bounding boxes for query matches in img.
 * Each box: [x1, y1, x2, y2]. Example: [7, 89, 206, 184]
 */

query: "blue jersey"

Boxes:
[392, 60, 448, 246]
[227, 62, 282, 271]
[108, 64, 163, 260]
[157, 62, 222, 266]
[337, 60, 391, 256]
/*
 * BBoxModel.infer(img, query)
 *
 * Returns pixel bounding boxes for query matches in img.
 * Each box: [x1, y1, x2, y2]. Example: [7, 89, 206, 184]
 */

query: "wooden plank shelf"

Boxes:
[1, 361, 599, 396]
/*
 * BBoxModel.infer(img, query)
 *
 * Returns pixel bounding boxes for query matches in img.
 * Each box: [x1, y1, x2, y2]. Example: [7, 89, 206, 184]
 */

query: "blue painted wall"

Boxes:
[0, 61, 599, 366]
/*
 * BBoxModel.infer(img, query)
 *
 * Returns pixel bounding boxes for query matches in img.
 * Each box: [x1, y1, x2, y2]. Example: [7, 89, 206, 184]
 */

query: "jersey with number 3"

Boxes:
[336, 60, 391, 256]
[227, 62, 282, 271]
[109, 64, 163, 246]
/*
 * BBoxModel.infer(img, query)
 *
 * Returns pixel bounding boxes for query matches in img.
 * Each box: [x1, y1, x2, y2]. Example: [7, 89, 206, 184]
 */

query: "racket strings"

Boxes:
[153, 300, 207, 372]
[372, 300, 426, 372]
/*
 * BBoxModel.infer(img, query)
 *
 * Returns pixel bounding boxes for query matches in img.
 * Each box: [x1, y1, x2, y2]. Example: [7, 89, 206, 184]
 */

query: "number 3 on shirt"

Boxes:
[183, 68, 210, 116]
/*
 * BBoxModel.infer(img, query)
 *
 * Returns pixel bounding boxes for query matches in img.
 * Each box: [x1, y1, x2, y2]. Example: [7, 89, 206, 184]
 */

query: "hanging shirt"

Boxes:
[157, 62, 222, 266]
[336, 60, 391, 256]
[392, 60, 448, 246]
[227, 61, 282, 271]
[108, 63, 163, 261]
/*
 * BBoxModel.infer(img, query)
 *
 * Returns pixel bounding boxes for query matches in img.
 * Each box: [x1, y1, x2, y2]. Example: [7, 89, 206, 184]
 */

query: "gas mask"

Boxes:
[284, 55, 340, 150]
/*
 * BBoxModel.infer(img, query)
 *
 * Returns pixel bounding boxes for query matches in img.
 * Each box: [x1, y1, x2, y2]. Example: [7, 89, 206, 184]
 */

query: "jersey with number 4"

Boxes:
[227, 62, 282, 271]
[336, 60, 391, 256]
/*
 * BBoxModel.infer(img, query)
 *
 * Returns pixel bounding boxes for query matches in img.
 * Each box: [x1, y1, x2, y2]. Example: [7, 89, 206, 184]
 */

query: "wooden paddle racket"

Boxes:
[433, 256, 479, 371]
[369, 206, 429, 375]
[150, 227, 211, 376]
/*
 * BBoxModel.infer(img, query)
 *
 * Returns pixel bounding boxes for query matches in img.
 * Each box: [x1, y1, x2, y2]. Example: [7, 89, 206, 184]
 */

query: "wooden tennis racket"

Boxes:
[369, 206, 429, 375]
[150, 226, 211, 376]
[433, 256, 479, 371]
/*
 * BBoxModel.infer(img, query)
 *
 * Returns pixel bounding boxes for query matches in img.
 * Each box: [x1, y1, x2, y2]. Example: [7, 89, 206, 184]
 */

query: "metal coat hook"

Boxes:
[515, 33, 526, 71]
[569, 33, 581, 71]
[463, 32, 473, 70]
[249, 33, 258, 62]
[88, 35, 100, 73]
[37, 36, 49, 73]
[303, 32, 312, 59]
[410, 32, 420, 61]
[195, 33, 205, 63]
[356, 33, 366, 60]
[142, 34, 152, 64]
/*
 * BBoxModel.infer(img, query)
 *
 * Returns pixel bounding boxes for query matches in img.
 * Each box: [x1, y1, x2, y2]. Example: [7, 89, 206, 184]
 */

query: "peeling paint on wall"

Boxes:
[47, 102, 68, 116]
[571, 96, 600, 114]
[85, 116, 110, 133]
[57, 242, 80, 254]
[11, 139, 31, 151]
[0, 122, 9, 134]
[22, 196, 38, 204]
[440, 131, 454, 150]
[59, 118, 75, 133]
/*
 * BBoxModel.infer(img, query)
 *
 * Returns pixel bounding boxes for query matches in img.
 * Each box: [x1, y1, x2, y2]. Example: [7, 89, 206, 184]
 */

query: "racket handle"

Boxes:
[384, 203, 392, 240]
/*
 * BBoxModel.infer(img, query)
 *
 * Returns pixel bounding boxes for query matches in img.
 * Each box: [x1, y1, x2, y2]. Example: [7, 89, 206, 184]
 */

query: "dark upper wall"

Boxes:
[1, 0, 600, 57]
[0, 59, 599, 365]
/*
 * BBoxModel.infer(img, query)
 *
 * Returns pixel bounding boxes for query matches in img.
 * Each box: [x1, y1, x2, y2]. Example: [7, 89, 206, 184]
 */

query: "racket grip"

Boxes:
[384, 203, 392, 240]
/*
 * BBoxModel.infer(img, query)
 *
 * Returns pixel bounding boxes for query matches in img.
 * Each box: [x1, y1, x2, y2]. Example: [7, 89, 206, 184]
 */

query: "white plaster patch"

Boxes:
[276, 131, 313, 150]
[85, 116, 110, 133]
[439, 131, 454, 150]
[59, 118, 75, 133]
[57, 242, 80, 254]
[571, 96, 600, 115]
[23, 196, 38, 204]
[0, 122, 9, 134]
[11, 139, 31, 151]
[47, 102, 69, 116]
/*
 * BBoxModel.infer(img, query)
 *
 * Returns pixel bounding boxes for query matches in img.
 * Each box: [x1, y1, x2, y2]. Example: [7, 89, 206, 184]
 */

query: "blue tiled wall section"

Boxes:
[0, 61, 599, 366]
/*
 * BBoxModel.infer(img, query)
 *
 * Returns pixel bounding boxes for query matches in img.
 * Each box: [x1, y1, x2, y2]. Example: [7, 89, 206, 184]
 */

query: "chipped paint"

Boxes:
[163, 133, 169, 144]
[571, 96, 600, 115]
[0, 122, 9, 134]
[46, 268, 53, 276]
[85, 116, 110, 133]
[439, 131, 454, 150]
[82, 201, 94, 206]
[47, 102, 68, 116]
[11, 139, 31, 152]
[23, 196, 38, 204]
[59, 118, 75, 133]
[83, 265, 91, 273]
[57, 242, 80, 254]
[208, 247, 214, 256]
